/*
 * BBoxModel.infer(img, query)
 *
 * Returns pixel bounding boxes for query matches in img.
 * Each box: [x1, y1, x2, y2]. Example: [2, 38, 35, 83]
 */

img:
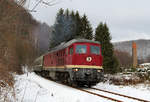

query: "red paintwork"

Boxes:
[72, 42, 102, 66]
[43, 42, 103, 68]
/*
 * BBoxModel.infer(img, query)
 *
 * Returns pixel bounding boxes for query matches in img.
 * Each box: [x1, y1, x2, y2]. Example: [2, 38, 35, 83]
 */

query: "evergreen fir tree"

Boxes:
[49, 8, 76, 49]
[49, 8, 64, 48]
[80, 14, 93, 40]
[71, 11, 75, 18]
[95, 22, 119, 74]
[49, 9, 94, 49]
[65, 8, 69, 17]
[70, 11, 76, 40]
[75, 11, 82, 38]
[57, 8, 64, 16]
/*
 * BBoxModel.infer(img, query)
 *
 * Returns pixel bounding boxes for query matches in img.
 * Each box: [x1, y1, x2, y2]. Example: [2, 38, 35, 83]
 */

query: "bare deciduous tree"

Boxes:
[114, 50, 132, 68]
[0, 0, 37, 101]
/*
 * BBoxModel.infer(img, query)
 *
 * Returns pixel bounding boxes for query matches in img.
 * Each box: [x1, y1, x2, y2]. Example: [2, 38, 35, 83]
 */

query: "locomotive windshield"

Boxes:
[76, 45, 87, 54]
[90, 45, 100, 55]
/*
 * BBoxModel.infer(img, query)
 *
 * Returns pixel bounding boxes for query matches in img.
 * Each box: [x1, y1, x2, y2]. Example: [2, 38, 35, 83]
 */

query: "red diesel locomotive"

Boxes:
[34, 39, 104, 87]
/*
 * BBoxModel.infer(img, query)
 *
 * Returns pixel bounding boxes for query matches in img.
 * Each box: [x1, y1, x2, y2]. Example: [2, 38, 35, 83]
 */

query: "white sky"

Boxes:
[26, 0, 150, 42]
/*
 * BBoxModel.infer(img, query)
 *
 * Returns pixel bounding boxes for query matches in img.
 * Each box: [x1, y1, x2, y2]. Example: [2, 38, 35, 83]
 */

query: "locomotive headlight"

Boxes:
[97, 69, 101, 72]
[86, 57, 92, 62]
[73, 68, 79, 71]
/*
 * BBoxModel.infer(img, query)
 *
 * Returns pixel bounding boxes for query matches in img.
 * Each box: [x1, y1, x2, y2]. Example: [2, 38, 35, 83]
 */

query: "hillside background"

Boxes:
[114, 39, 150, 61]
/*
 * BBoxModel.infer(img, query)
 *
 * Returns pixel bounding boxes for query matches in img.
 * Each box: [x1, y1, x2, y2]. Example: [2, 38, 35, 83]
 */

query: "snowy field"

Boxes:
[14, 73, 150, 102]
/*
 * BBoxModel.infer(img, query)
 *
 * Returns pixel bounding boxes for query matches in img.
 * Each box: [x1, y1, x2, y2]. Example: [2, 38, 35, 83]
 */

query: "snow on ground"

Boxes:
[15, 73, 111, 102]
[14, 72, 150, 102]
[94, 82, 150, 101]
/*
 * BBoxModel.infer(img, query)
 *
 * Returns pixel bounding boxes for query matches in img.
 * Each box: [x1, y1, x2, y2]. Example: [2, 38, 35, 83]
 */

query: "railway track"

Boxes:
[90, 87, 150, 102]
[73, 86, 123, 102]
[83, 87, 150, 102]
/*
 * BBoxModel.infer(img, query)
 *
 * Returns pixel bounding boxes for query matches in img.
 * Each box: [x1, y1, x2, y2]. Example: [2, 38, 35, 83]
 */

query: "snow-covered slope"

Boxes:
[14, 73, 150, 102]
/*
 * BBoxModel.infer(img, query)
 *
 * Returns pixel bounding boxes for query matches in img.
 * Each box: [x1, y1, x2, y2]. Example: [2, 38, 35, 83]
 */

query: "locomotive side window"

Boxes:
[90, 45, 100, 55]
[66, 48, 68, 55]
[76, 45, 87, 54]
[69, 47, 73, 55]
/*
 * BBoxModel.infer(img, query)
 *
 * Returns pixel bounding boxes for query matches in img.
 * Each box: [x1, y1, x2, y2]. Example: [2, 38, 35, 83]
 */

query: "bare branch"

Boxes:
[42, 1, 60, 6]
[16, 0, 27, 6]
[30, 0, 60, 12]
[31, 0, 43, 12]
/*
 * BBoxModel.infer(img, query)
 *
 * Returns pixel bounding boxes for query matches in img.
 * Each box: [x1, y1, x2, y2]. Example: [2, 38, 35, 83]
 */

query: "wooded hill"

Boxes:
[114, 39, 150, 62]
[0, 0, 38, 93]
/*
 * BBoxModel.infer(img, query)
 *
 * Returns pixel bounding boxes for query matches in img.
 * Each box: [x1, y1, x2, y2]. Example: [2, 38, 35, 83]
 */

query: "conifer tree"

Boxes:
[65, 9, 69, 17]
[80, 14, 93, 40]
[49, 8, 76, 48]
[71, 11, 75, 18]
[75, 11, 82, 38]
[49, 9, 94, 49]
[70, 10, 76, 39]
[49, 8, 64, 48]
[95, 22, 119, 74]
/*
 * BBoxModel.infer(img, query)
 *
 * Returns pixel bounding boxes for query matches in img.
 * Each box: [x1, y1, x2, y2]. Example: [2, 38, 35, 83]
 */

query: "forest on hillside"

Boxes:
[0, 0, 39, 101]
[114, 39, 150, 63]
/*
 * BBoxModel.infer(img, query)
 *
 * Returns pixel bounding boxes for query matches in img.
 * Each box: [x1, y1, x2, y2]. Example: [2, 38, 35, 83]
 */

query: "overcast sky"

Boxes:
[27, 0, 150, 42]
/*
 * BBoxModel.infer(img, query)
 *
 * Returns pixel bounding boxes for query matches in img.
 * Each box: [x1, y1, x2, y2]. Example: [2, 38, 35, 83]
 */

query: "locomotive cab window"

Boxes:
[69, 47, 73, 55]
[90, 45, 100, 55]
[76, 45, 87, 54]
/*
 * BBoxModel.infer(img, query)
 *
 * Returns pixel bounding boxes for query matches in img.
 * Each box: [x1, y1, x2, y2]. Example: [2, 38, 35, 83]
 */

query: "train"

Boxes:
[33, 39, 104, 87]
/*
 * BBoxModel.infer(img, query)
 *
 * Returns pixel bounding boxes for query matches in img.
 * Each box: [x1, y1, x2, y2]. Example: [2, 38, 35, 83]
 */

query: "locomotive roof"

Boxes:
[49, 39, 100, 53]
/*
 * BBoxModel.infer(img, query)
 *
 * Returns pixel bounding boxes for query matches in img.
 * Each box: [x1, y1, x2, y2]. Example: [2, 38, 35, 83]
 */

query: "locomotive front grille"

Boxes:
[72, 68, 100, 81]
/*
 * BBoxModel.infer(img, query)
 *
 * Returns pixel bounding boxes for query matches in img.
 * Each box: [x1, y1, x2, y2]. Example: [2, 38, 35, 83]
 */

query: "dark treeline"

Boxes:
[49, 8, 93, 48]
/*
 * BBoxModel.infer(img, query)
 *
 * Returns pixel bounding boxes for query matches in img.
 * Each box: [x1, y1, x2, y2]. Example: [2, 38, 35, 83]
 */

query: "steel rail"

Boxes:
[91, 88, 150, 102]
[73, 87, 123, 102]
